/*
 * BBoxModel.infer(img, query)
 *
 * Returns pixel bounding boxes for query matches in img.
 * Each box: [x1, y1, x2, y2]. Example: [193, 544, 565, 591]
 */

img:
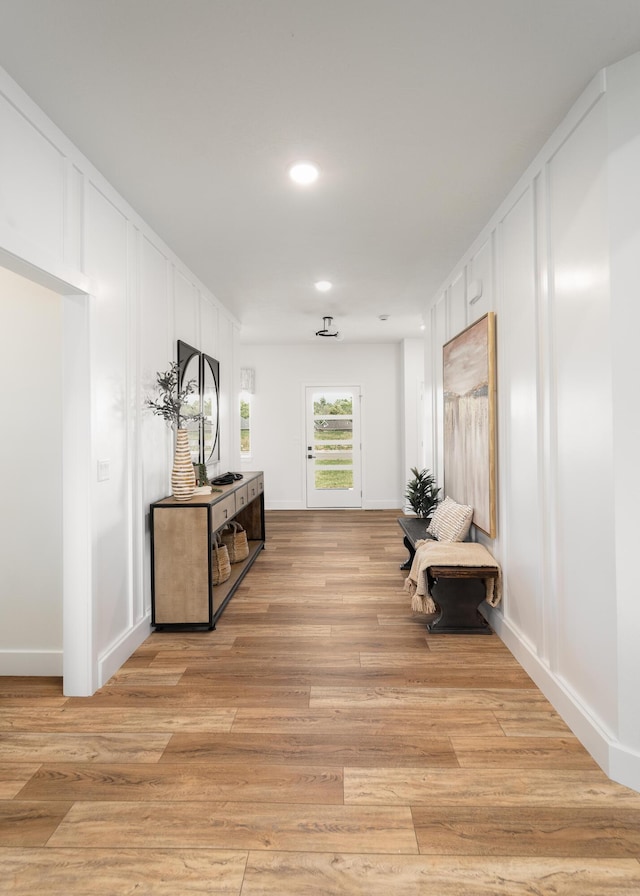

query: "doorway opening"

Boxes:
[305, 386, 362, 509]
[0, 250, 91, 695]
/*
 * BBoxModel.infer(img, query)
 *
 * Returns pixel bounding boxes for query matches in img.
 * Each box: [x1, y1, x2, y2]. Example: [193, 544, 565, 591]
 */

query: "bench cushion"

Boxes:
[427, 496, 474, 542]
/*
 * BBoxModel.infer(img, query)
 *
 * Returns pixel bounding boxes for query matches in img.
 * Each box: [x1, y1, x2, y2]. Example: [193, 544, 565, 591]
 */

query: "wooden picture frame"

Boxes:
[442, 311, 497, 537]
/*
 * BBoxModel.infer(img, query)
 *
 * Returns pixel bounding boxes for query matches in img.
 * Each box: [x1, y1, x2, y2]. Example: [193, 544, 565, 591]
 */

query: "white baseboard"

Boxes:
[485, 605, 640, 794]
[0, 649, 63, 676]
[97, 613, 152, 688]
[264, 500, 306, 510]
[362, 499, 402, 510]
[265, 500, 402, 511]
[610, 742, 640, 793]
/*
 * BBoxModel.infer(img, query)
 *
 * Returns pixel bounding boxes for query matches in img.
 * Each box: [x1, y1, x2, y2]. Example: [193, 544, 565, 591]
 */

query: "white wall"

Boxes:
[400, 338, 426, 511]
[239, 342, 403, 509]
[0, 65, 241, 694]
[0, 267, 63, 673]
[424, 55, 640, 792]
[605, 52, 640, 784]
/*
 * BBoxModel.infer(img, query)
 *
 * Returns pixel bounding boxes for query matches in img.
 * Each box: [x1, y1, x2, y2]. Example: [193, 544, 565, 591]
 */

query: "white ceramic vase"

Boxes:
[171, 428, 196, 501]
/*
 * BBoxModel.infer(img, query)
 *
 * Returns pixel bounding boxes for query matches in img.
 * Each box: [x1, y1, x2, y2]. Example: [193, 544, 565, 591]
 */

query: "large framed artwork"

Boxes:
[443, 311, 497, 537]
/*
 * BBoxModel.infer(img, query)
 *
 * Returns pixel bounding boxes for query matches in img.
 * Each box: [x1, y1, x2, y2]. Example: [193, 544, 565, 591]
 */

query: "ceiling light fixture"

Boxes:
[315, 315, 340, 338]
[288, 161, 319, 185]
[314, 280, 332, 292]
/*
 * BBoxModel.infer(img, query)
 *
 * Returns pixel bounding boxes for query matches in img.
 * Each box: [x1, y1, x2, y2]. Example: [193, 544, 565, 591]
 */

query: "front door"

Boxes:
[305, 386, 362, 508]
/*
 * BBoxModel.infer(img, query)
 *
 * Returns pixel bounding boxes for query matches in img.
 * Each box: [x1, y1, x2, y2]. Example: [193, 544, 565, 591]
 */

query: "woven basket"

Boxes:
[220, 520, 250, 564]
[212, 534, 231, 584]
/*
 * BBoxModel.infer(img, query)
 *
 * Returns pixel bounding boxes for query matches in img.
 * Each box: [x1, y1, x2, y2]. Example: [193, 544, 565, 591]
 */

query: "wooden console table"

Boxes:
[151, 472, 264, 630]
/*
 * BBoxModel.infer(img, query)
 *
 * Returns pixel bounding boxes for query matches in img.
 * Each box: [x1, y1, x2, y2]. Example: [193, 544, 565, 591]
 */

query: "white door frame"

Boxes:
[304, 384, 362, 509]
[62, 291, 95, 695]
[1, 247, 94, 696]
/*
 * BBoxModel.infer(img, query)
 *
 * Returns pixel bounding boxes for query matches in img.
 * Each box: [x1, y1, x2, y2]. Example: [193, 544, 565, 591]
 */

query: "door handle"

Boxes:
[307, 454, 316, 459]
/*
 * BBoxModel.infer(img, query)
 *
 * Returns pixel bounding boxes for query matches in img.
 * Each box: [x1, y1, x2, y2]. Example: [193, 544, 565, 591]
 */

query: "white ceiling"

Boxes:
[2, 0, 640, 344]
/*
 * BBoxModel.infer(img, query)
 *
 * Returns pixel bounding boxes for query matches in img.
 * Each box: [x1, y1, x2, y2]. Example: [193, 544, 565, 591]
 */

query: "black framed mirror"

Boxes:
[177, 340, 201, 463]
[202, 352, 220, 463]
[177, 340, 220, 467]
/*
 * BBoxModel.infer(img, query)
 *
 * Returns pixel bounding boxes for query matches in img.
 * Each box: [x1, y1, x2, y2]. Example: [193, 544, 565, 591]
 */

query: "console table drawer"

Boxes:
[234, 483, 250, 512]
[210, 494, 236, 531]
[248, 475, 264, 501]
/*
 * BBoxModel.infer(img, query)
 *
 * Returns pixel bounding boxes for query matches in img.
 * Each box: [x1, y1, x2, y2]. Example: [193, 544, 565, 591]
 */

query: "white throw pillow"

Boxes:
[427, 496, 474, 542]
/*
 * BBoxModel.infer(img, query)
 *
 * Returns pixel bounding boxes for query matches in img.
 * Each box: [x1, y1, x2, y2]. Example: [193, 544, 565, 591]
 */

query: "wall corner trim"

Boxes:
[97, 614, 152, 691]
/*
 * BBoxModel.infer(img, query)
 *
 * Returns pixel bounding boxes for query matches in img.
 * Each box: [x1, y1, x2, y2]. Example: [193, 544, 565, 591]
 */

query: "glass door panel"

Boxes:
[306, 387, 361, 508]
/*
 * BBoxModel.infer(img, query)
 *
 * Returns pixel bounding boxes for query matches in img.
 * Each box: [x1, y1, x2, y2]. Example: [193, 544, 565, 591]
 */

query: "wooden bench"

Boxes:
[398, 517, 497, 634]
[397, 516, 433, 569]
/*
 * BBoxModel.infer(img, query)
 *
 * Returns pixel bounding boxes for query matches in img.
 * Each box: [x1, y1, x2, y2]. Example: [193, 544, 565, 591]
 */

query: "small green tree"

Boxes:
[195, 463, 210, 487]
[405, 467, 441, 520]
[145, 361, 203, 430]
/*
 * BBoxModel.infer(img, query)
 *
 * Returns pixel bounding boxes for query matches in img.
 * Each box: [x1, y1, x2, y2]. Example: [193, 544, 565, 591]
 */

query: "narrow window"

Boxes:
[240, 394, 251, 457]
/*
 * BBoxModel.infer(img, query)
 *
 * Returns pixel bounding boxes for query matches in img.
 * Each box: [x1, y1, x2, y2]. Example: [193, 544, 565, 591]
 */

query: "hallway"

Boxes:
[2, 509, 640, 894]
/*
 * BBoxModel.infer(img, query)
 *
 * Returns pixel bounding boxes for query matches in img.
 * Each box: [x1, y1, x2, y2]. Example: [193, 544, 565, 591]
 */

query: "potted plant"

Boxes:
[405, 467, 441, 521]
[145, 361, 203, 501]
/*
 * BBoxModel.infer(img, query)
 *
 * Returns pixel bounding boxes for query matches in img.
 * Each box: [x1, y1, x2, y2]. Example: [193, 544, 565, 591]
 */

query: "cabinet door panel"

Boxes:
[153, 507, 210, 624]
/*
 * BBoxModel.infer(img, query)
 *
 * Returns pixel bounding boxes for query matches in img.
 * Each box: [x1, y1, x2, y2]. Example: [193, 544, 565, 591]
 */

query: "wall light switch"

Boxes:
[97, 459, 110, 482]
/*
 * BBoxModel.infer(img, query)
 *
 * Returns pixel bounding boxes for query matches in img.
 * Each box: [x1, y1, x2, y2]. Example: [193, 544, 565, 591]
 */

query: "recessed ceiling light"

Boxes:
[289, 161, 319, 185]
[314, 280, 332, 292]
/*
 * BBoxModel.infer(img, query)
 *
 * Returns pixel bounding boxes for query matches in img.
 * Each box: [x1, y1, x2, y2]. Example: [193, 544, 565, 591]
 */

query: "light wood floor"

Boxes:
[2, 509, 640, 894]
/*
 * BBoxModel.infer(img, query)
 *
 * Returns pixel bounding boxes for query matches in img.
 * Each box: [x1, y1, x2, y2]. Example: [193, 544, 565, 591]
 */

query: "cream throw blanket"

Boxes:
[404, 539, 502, 614]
